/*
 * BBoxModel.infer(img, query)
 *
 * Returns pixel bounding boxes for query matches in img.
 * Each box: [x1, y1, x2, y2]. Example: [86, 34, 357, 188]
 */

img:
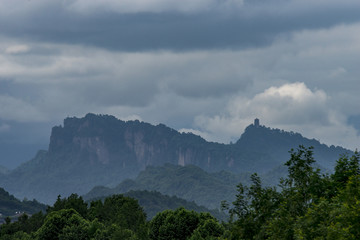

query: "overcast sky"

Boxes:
[1, 0, 360, 168]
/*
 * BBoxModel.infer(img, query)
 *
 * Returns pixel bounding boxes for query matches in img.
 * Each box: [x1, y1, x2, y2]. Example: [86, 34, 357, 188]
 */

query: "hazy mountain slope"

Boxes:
[87, 189, 227, 220]
[1, 114, 351, 204]
[83, 163, 292, 211]
[84, 164, 254, 209]
[0, 143, 47, 170]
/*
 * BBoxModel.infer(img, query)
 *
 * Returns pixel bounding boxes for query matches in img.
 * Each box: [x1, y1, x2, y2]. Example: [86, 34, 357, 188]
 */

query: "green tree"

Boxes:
[36, 209, 90, 240]
[47, 194, 88, 219]
[0, 212, 45, 237]
[149, 207, 215, 240]
[265, 146, 326, 239]
[222, 173, 280, 239]
[88, 194, 147, 239]
[326, 175, 360, 239]
[295, 175, 360, 240]
[0, 231, 32, 240]
[189, 218, 224, 239]
[294, 198, 334, 239]
[332, 151, 360, 190]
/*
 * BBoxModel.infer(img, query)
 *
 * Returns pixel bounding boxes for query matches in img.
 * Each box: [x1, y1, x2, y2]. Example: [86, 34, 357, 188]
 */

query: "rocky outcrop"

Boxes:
[1, 113, 351, 204]
[46, 114, 230, 172]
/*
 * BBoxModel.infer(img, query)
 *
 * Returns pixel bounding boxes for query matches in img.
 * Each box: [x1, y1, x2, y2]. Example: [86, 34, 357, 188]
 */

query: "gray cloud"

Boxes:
[348, 115, 360, 135]
[1, 45, 254, 121]
[1, 0, 360, 51]
[0, 123, 10, 133]
[65, 0, 245, 14]
[0, 0, 360, 167]
[190, 82, 360, 149]
[0, 95, 47, 122]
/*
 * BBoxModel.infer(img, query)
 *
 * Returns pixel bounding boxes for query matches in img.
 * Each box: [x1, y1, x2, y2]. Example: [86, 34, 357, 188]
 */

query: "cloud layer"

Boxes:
[0, 0, 360, 167]
[190, 82, 359, 149]
[1, 0, 360, 51]
[66, 0, 245, 13]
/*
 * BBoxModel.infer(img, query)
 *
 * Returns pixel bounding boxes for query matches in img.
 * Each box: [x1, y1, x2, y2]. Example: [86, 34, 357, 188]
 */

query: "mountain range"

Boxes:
[0, 113, 352, 204]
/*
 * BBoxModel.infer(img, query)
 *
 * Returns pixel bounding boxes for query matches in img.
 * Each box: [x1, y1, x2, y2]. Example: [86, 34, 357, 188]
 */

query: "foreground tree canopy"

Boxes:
[221, 145, 360, 239]
[1, 145, 360, 239]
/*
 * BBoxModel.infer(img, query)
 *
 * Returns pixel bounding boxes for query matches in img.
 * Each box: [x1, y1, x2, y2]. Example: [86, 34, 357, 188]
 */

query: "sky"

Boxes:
[1, 0, 360, 168]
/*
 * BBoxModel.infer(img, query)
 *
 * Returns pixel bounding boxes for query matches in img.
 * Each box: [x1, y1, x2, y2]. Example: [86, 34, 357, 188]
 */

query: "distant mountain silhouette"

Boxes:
[0, 114, 351, 204]
[235, 122, 350, 171]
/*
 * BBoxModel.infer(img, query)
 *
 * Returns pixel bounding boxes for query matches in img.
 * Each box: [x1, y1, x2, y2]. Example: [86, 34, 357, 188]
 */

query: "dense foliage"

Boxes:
[2, 145, 360, 239]
[1, 194, 148, 240]
[0, 188, 46, 217]
[221, 145, 360, 239]
[0, 194, 223, 240]
[149, 208, 224, 240]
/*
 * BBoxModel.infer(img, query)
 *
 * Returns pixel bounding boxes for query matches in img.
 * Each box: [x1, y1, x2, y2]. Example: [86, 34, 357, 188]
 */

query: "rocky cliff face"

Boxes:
[46, 113, 235, 172]
[1, 113, 351, 204]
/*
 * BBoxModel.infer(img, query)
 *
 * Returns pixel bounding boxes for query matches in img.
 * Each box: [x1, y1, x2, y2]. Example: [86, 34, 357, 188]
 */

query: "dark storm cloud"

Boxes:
[1, 0, 360, 51]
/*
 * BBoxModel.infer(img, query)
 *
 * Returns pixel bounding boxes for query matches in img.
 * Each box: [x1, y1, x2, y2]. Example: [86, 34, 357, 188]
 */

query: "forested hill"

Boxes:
[0, 188, 46, 217]
[83, 164, 252, 210]
[0, 113, 351, 204]
[236, 123, 350, 170]
[88, 189, 226, 220]
[2, 147, 360, 239]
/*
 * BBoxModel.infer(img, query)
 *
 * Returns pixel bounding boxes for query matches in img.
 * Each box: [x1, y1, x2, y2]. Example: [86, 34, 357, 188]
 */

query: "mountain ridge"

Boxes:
[0, 113, 351, 204]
